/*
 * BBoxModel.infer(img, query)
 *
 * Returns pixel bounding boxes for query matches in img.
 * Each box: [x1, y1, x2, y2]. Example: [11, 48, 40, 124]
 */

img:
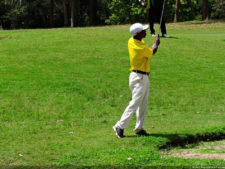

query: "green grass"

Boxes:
[0, 21, 225, 168]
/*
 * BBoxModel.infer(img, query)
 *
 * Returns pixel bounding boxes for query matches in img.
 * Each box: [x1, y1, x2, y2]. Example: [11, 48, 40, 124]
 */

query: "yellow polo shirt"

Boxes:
[128, 37, 153, 73]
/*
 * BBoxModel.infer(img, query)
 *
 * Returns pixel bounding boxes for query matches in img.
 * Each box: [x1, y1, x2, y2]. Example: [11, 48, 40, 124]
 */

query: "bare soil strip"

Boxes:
[0, 36, 10, 40]
[171, 152, 225, 160]
[163, 140, 225, 160]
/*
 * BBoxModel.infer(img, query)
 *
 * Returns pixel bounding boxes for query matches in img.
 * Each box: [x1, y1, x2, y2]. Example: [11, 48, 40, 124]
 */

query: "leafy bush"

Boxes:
[211, 0, 225, 19]
[105, 0, 203, 24]
[105, 0, 146, 25]
[177, 0, 200, 22]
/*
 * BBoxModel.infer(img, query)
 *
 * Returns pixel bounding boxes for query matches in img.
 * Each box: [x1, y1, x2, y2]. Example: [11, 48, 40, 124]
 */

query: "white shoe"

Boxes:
[162, 34, 169, 38]
[151, 33, 156, 37]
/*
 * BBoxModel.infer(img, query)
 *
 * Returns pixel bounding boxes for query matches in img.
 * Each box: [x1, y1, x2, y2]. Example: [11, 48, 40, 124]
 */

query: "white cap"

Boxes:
[129, 23, 149, 36]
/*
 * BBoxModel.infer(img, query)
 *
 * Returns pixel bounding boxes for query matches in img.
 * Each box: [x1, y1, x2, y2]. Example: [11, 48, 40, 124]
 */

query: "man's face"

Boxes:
[139, 30, 147, 38]
[135, 29, 147, 40]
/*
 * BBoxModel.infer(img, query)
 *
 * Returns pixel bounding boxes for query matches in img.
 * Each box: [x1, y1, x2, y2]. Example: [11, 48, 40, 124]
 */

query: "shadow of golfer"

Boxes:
[126, 132, 225, 149]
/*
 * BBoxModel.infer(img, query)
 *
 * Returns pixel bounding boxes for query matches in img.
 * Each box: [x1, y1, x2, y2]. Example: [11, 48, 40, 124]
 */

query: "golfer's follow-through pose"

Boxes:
[113, 23, 160, 138]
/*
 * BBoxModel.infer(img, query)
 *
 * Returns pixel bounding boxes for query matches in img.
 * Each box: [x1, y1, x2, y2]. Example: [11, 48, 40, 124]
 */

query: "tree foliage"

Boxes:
[175, 0, 200, 21]
[0, 0, 224, 29]
[105, 0, 146, 25]
[211, 0, 225, 19]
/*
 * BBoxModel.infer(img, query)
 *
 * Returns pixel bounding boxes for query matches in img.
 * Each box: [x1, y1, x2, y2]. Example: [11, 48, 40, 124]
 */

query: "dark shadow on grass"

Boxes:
[126, 129, 225, 149]
[152, 132, 225, 149]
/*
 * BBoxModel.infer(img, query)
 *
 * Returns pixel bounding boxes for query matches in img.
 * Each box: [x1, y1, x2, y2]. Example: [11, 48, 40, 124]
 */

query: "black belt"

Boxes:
[132, 70, 149, 75]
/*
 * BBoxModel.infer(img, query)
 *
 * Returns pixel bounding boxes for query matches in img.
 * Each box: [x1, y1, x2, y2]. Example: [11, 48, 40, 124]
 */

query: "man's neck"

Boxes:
[134, 36, 142, 41]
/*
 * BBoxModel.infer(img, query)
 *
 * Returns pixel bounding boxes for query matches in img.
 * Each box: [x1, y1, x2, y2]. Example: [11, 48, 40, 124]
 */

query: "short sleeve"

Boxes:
[143, 46, 153, 59]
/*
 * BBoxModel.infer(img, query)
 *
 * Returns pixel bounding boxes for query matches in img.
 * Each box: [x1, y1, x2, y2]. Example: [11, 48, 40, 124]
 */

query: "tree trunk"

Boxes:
[50, 0, 54, 27]
[70, 0, 74, 27]
[10, 0, 18, 29]
[10, 13, 17, 29]
[63, 0, 68, 27]
[74, 0, 80, 26]
[202, 0, 209, 20]
[0, 20, 2, 30]
[88, 0, 97, 25]
[174, 0, 180, 22]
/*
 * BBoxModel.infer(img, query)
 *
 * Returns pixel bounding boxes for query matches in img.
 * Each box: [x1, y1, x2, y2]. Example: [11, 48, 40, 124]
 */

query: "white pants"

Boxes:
[115, 72, 150, 133]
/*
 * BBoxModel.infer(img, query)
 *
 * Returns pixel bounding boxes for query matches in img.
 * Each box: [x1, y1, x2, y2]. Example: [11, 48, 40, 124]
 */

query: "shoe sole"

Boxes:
[112, 126, 123, 138]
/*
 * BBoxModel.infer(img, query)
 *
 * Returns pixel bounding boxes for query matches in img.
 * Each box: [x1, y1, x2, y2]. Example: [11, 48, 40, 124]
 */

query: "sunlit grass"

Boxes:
[0, 22, 225, 167]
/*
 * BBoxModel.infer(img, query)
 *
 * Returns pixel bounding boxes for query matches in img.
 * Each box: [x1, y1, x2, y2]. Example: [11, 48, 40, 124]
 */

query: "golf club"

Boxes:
[158, 0, 166, 38]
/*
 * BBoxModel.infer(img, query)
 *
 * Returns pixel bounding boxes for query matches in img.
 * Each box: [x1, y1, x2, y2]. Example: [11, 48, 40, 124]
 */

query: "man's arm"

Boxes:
[152, 37, 160, 54]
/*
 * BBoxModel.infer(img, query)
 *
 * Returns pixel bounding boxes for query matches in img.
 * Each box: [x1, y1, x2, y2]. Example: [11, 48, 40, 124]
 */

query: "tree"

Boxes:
[88, 0, 97, 25]
[70, 0, 74, 27]
[63, 0, 68, 26]
[174, 0, 180, 22]
[211, 0, 225, 19]
[0, 0, 26, 29]
[106, 0, 146, 25]
[202, 0, 209, 20]
[74, 0, 80, 26]
[49, 0, 54, 27]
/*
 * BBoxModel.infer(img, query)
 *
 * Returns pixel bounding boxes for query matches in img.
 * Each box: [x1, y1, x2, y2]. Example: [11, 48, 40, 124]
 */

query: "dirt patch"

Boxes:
[163, 140, 225, 160]
[171, 152, 225, 160]
[0, 36, 10, 40]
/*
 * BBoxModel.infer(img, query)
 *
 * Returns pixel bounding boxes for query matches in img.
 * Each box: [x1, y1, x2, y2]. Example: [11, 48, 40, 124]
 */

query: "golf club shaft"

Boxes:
[158, 0, 166, 37]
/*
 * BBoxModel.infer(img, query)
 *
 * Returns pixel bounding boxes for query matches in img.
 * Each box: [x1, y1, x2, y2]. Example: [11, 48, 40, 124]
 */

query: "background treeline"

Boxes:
[0, 0, 224, 29]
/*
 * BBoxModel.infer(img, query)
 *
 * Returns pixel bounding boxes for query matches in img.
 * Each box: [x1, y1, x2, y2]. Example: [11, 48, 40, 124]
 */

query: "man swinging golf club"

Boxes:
[113, 23, 160, 138]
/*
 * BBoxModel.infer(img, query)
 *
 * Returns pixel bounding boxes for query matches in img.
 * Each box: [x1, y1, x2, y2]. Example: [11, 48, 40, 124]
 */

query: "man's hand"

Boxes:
[152, 37, 160, 54]
[155, 37, 160, 46]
